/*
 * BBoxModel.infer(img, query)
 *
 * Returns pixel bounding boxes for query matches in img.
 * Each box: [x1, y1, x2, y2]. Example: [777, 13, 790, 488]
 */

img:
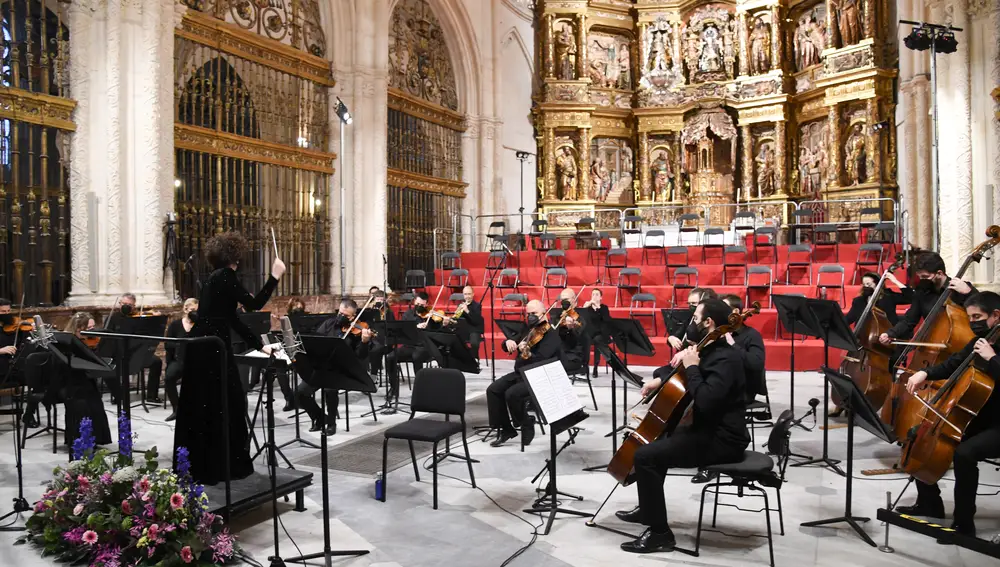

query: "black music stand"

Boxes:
[98, 315, 167, 416]
[287, 314, 331, 335]
[660, 308, 692, 341]
[518, 358, 592, 535]
[791, 298, 859, 476]
[772, 294, 817, 436]
[381, 320, 422, 414]
[583, 342, 644, 473]
[281, 336, 371, 566]
[239, 354, 295, 468]
[801, 367, 896, 548]
[607, 317, 653, 429]
[278, 316, 327, 451]
[234, 312, 271, 390]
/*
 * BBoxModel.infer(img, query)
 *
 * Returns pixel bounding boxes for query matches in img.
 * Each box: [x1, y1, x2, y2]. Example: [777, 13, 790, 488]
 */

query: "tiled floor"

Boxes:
[1, 361, 998, 566]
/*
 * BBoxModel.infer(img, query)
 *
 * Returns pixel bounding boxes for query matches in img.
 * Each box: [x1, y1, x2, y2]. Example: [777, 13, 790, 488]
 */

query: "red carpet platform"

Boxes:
[418, 242, 903, 371]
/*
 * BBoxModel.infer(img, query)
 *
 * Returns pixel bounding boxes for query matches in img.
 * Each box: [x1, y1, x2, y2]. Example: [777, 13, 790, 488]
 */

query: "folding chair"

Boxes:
[641, 229, 667, 265]
[622, 215, 643, 246]
[671, 267, 699, 306]
[615, 267, 642, 307]
[813, 224, 839, 261]
[853, 244, 885, 284]
[733, 211, 758, 245]
[445, 269, 468, 293]
[677, 213, 702, 246]
[604, 247, 628, 284]
[857, 207, 883, 243]
[498, 293, 528, 320]
[440, 252, 462, 271]
[702, 227, 726, 264]
[543, 249, 566, 269]
[486, 221, 508, 251]
[542, 267, 568, 304]
[753, 227, 779, 264]
[723, 246, 748, 285]
[866, 221, 897, 253]
[629, 292, 658, 337]
[405, 269, 427, 293]
[790, 209, 814, 245]
[785, 244, 813, 285]
[665, 246, 689, 284]
[482, 251, 507, 285]
[746, 265, 774, 308]
[533, 233, 557, 266]
[816, 265, 846, 306]
[495, 268, 519, 292]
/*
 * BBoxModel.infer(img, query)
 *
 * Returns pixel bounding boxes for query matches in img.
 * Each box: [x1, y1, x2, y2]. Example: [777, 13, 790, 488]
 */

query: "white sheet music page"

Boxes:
[522, 360, 582, 424]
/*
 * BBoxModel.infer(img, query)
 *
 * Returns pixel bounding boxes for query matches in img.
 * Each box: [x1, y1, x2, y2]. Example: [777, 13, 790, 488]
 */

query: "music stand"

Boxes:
[277, 315, 329, 451]
[772, 294, 818, 426]
[607, 317, 653, 430]
[791, 298, 860, 475]
[100, 315, 167, 416]
[584, 342, 643, 473]
[801, 367, 895, 548]
[381, 321, 422, 414]
[660, 308, 692, 341]
[422, 331, 480, 375]
[234, 312, 271, 390]
[495, 319, 528, 344]
[287, 314, 331, 335]
[518, 358, 592, 535]
[281, 336, 371, 566]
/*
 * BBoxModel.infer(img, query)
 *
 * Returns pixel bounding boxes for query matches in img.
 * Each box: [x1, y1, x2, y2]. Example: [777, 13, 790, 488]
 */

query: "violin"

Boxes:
[517, 320, 552, 360]
[416, 304, 449, 323]
[341, 320, 377, 338]
[2, 316, 34, 334]
[81, 335, 101, 349]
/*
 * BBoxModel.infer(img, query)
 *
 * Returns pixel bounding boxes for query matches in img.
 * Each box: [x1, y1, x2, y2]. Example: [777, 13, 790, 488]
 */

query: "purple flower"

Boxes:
[117, 411, 133, 460]
[63, 526, 85, 544]
[175, 446, 191, 480]
[71, 418, 95, 460]
[211, 530, 236, 562]
[100, 472, 113, 485]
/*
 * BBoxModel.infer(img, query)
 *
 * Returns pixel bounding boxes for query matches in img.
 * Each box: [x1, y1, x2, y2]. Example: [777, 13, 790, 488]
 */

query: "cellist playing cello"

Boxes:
[615, 299, 750, 554]
[900, 291, 1000, 538]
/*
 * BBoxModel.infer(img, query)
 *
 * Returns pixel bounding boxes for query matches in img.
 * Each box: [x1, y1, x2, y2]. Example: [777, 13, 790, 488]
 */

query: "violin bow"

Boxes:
[11, 290, 26, 345]
[341, 295, 375, 339]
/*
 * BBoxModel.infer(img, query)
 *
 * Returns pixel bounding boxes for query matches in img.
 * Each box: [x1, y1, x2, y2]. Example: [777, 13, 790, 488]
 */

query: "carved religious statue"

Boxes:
[650, 150, 674, 202]
[749, 16, 771, 75]
[647, 30, 671, 73]
[699, 24, 723, 73]
[799, 146, 812, 196]
[556, 146, 578, 200]
[591, 157, 610, 201]
[555, 22, 578, 80]
[755, 143, 775, 197]
[845, 124, 867, 185]
[834, 0, 862, 47]
[794, 11, 824, 70]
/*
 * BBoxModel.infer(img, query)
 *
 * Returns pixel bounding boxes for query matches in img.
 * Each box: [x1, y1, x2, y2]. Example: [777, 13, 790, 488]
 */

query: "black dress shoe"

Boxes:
[521, 416, 536, 446]
[937, 521, 976, 544]
[164, 412, 176, 422]
[896, 499, 945, 519]
[147, 396, 163, 404]
[828, 406, 845, 418]
[615, 506, 644, 525]
[22, 414, 39, 429]
[691, 469, 719, 484]
[490, 430, 517, 447]
[309, 420, 324, 433]
[620, 527, 676, 554]
[327, 418, 337, 435]
[282, 401, 295, 412]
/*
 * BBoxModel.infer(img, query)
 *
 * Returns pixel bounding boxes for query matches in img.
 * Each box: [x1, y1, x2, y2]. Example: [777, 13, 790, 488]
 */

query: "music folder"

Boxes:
[518, 358, 584, 425]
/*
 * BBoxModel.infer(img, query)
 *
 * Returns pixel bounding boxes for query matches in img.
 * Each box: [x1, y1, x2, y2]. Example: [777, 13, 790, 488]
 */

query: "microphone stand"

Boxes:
[0, 335, 35, 531]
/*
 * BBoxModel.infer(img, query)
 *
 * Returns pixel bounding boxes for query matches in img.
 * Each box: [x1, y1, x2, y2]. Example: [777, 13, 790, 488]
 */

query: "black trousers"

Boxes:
[144, 358, 163, 399]
[165, 361, 183, 411]
[369, 343, 391, 374]
[914, 420, 1000, 524]
[295, 380, 340, 424]
[652, 364, 673, 380]
[633, 426, 746, 532]
[386, 346, 430, 397]
[468, 332, 483, 359]
[486, 371, 531, 434]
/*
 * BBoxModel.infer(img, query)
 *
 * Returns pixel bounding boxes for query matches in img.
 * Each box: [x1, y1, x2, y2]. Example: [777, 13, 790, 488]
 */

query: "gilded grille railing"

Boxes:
[386, 90, 466, 290]
[174, 10, 334, 298]
[0, 0, 72, 306]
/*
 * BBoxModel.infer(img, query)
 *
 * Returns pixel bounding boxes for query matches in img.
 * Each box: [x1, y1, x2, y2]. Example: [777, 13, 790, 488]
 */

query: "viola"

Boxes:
[81, 334, 100, 349]
[341, 320, 378, 338]
[2, 316, 34, 334]
[607, 303, 760, 485]
[517, 320, 551, 360]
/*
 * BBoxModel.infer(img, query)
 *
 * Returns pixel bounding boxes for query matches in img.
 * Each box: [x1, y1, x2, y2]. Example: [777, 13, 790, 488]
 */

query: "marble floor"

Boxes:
[1, 361, 998, 567]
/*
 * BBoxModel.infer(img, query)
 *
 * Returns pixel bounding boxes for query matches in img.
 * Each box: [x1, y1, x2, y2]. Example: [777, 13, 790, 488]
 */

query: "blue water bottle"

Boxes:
[374, 472, 384, 500]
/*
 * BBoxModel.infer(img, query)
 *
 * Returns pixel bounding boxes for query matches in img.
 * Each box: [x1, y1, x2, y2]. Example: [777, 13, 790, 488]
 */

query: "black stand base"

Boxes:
[800, 516, 874, 547]
[0, 498, 31, 532]
[282, 549, 371, 566]
[792, 455, 845, 476]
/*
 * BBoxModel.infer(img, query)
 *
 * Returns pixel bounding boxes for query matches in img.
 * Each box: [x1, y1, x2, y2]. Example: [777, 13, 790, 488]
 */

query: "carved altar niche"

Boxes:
[590, 138, 635, 205]
[682, 5, 737, 85]
[648, 134, 679, 204]
[792, 3, 826, 73]
[829, 0, 866, 49]
[750, 128, 777, 200]
[553, 18, 579, 81]
[553, 134, 580, 201]
[638, 16, 682, 102]
[389, 0, 459, 111]
[839, 104, 870, 188]
[587, 30, 632, 101]
[795, 119, 830, 199]
[746, 11, 773, 77]
[681, 107, 737, 226]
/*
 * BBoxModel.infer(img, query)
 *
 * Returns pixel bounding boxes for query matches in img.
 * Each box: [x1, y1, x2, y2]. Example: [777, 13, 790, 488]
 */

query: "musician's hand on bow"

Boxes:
[360, 328, 373, 343]
[725, 333, 735, 346]
[948, 278, 972, 295]
[564, 316, 580, 329]
[668, 336, 684, 350]
[0, 345, 16, 356]
[906, 370, 928, 395]
[974, 338, 996, 361]
[878, 333, 892, 346]
[680, 346, 700, 368]
[504, 339, 517, 353]
[271, 257, 286, 280]
[887, 272, 905, 288]
[641, 378, 662, 398]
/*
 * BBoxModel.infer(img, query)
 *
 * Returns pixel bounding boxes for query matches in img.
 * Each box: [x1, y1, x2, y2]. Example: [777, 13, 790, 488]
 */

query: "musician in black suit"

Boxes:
[295, 298, 373, 435]
[582, 289, 612, 376]
[384, 292, 437, 405]
[880, 252, 975, 346]
[104, 292, 164, 404]
[666, 287, 716, 352]
[366, 289, 396, 375]
[449, 286, 484, 358]
[616, 299, 749, 554]
[552, 288, 587, 374]
[163, 298, 198, 421]
[843, 271, 911, 327]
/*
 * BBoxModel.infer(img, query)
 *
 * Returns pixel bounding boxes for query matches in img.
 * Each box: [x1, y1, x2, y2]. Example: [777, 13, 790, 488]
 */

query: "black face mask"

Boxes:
[915, 278, 937, 293]
[0, 314, 13, 326]
[689, 303, 698, 312]
[373, 301, 384, 310]
[332, 314, 349, 328]
[970, 320, 991, 338]
[561, 299, 572, 310]
[687, 321, 706, 343]
[526, 314, 541, 327]
[187, 310, 198, 321]
[861, 287, 875, 297]
[120, 304, 134, 317]
[288, 307, 304, 315]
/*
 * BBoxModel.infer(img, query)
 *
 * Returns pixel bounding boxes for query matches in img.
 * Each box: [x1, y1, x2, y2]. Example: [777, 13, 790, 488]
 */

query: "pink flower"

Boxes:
[77, 475, 90, 490]
[73, 503, 84, 516]
[141, 491, 151, 502]
[170, 493, 185, 510]
[148, 524, 159, 538]
[180, 546, 194, 563]
[82, 530, 98, 545]
[138, 477, 151, 492]
[100, 472, 113, 485]
[121, 500, 132, 515]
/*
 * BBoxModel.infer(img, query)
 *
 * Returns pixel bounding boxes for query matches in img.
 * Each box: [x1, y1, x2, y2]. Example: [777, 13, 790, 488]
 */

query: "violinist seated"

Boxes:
[0, 298, 25, 383]
[615, 298, 750, 554]
[900, 291, 1000, 538]
[486, 300, 561, 448]
[582, 289, 612, 378]
[163, 298, 198, 422]
[879, 252, 975, 355]
[447, 286, 484, 359]
[385, 292, 438, 405]
[844, 271, 911, 327]
[552, 288, 587, 375]
[295, 298, 373, 436]
[104, 292, 164, 405]
[286, 296, 307, 316]
[366, 289, 396, 376]
[654, 288, 717, 382]
[23, 312, 93, 427]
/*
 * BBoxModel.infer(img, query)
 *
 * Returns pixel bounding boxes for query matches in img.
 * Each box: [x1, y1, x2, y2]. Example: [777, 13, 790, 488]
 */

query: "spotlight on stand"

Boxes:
[335, 97, 352, 125]
[935, 30, 958, 54]
[903, 26, 931, 51]
[871, 121, 889, 133]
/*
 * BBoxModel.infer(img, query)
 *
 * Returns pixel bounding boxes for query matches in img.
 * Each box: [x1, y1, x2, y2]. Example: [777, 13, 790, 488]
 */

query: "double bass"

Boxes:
[889, 226, 1000, 438]
[836, 253, 906, 410]
[607, 303, 760, 485]
[899, 324, 999, 484]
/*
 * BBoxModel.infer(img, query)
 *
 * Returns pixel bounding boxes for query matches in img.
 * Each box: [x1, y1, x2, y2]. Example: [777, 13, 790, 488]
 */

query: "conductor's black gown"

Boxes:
[173, 267, 277, 484]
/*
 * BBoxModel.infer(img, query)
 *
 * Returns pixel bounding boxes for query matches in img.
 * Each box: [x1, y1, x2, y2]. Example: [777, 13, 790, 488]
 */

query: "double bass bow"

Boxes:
[607, 302, 760, 485]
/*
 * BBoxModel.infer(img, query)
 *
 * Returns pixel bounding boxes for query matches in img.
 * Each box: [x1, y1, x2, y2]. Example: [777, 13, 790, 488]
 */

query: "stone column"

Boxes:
[827, 104, 840, 189]
[826, 1, 836, 49]
[672, 134, 682, 200]
[737, 12, 749, 76]
[866, 98, 881, 185]
[639, 131, 650, 201]
[741, 125, 754, 199]
[544, 127, 556, 200]
[577, 14, 587, 80]
[770, 7, 781, 70]
[545, 14, 555, 78]
[913, 76, 933, 249]
[775, 120, 786, 195]
[578, 128, 590, 201]
[990, 4, 1000, 283]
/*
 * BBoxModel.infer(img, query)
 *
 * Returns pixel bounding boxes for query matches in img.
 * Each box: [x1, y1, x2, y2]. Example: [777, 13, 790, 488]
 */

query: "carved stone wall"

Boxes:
[388, 0, 460, 110]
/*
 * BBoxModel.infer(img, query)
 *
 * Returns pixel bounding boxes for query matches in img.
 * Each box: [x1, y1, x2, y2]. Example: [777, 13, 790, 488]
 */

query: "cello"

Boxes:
[837, 253, 906, 410]
[607, 303, 759, 485]
[899, 324, 999, 485]
[889, 226, 1000, 439]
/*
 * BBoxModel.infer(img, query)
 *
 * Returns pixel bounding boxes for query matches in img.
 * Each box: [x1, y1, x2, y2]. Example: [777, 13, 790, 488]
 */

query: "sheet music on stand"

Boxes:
[520, 359, 582, 425]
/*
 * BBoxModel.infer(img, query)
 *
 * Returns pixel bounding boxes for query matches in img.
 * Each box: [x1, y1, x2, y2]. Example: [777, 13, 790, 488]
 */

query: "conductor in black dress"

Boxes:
[173, 232, 285, 485]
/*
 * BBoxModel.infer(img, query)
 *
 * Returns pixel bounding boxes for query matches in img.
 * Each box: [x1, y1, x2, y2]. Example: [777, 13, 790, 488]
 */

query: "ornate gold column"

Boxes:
[544, 127, 556, 200]
[737, 12, 749, 76]
[741, 125, 754, 198]
[545, 14, 555, 78]
[770, 7, 781, 70]
[673, 135, 682, 200]
[639, 131, 650, 201]
[867, 98, 880, 184]
[577, 14, 587, 80]
[775, 120, 786, 195]
[578, 127, 590, 201]
[827, 104, 840, 188]
[863, 0, 874, 40]
[825, 4, 835, 49]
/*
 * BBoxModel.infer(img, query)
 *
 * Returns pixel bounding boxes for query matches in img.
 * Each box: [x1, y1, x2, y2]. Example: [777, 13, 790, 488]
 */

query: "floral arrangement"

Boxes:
[16, 414, 239, 566]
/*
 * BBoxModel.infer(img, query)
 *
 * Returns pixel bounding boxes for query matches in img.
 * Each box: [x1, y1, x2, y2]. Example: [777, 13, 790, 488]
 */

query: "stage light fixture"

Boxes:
[935, 30, 958, 54]
[904, 26, 931, 51]
[335, 97, 352, 125]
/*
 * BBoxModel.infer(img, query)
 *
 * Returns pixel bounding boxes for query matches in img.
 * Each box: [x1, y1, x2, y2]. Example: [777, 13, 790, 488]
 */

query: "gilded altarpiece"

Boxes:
[533, 0, 897, 233]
